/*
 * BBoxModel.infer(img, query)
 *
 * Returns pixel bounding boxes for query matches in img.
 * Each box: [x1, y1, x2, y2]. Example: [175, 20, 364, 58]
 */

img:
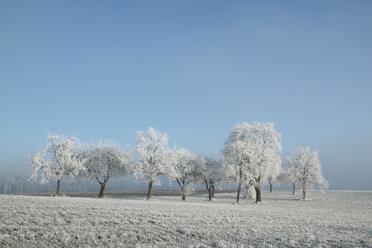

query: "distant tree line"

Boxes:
[0, 172, 94, 194]
[0, 171, 150, 194]
[26, 122, 328, 202]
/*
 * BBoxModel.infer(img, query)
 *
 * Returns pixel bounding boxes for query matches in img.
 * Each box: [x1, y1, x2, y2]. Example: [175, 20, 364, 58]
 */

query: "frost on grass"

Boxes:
[0, 191, 371, 247]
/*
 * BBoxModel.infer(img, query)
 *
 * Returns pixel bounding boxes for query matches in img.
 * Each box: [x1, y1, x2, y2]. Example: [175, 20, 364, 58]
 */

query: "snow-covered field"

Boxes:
[1, 191, 371, 247]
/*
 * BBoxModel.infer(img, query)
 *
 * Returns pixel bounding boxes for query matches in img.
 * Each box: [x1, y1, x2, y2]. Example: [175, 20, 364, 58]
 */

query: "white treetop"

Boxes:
[169, 148, 205, 200]
[30, 134, 85, 184]
[81, 141, 133, 186]
[286, 147, 328, 199]
[134, 127, 170, 187]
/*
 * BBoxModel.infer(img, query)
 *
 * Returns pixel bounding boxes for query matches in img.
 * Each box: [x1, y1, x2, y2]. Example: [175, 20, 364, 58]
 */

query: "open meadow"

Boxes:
[1, 190, 371, 247]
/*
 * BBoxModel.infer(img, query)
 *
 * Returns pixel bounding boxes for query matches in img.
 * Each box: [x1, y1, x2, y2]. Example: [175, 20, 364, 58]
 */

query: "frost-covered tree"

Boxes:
[169, 148, 205, 200]
[223, 124, 254, 203]
[80, 141, 133, 198]
[134, 127, 170, 200]
[203, 158, 224, 201]
[223, 122, 282, 203]
[281, 165, 299, 195]
[286, 147, 329, 200]
[246, 122, 282, 202]
[29, 134, 85, 196]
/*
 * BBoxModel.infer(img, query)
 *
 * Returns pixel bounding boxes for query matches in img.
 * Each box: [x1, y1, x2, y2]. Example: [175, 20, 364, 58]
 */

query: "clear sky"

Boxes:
[1, 1, 371, 190]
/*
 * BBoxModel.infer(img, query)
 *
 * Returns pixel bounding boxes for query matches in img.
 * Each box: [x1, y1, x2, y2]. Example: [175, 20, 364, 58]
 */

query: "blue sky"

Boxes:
[1, 1, 371, 189]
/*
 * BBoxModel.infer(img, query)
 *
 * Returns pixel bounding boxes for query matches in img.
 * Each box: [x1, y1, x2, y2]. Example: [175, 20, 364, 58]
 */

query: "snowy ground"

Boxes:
[1, 190, 371, 247]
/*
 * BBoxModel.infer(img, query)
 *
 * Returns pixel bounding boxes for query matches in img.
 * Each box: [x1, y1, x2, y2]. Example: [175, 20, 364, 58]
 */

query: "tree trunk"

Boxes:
[245, 185, 254, 200]
[302, 182, 306, 200]
[56, 178, 61, 196]
[243, 185, 249, 199]
[255, 185, 261, 203]
[147, 180, 153, 200]
[269, 182, 273, 192]
[205, 181, 212, 201]
[236, 182, 242, 203]
[182, 192, 186, 201]
[292, 183, 296, 195]
[98, 183, 106, 198]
